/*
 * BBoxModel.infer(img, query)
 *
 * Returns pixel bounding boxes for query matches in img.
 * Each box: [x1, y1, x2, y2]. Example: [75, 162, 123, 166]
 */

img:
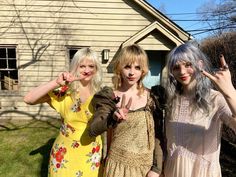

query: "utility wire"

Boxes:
[164, 10, 234, 16]
[172, 19, 229, 21]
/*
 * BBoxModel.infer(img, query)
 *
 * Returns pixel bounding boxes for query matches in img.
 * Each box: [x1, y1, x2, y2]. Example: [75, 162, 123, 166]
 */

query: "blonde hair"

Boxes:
[69, 48, 102, 99]
[112, 44, 149, 94]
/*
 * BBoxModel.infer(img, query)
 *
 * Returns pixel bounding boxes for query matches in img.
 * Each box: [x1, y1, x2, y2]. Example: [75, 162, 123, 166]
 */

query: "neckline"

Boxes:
[81, 95, 93, 105]
[129, 106, 146, 112]
[71, 94, 93, 105]
[112, 90, 150, 112]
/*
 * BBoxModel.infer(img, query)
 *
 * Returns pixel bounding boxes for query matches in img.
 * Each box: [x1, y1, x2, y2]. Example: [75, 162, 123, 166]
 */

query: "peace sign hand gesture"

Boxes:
[201, 55, 235, 97]
[56, 72, 83, 86]
[113, 94, 132, 122]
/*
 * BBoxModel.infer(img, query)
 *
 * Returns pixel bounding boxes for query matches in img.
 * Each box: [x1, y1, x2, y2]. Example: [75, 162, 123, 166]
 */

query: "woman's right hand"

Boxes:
[24, 71, 80, 105]
[55, 72, 81, 86]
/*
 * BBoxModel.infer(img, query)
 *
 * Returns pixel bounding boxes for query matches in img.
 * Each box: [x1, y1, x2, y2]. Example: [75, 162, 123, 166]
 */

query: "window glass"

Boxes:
[69, 49, 78, 62]
[0, 48, 6, 58]
[0, 59, 7, 68]
[9, 59, 17, 69]
[8, 48, 16, 58]
[0, 46, 18, 91]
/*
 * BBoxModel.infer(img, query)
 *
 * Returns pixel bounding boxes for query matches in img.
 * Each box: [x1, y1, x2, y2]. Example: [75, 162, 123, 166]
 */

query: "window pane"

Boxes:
[0, 59, 7, 68]
[0, 48, 6, 58]
[0, 47, 18, 90]
[69, 49, 78, 59]
[0, 70, 18, 90]
[0, 71, 8, 90]
[0, 71, 4, 83]
[8, 59, 17, 69]
[0, 71, 3, 89]
[8, 48, 16, 58]
[11, 70, 18, 80]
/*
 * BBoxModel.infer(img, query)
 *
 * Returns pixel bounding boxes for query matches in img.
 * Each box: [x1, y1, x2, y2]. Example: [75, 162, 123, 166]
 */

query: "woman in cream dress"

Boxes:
[164, 42, 236, 177]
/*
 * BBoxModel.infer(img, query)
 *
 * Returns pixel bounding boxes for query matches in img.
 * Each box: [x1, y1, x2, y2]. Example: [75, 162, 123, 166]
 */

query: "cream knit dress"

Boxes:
[164, 90, 235, 177]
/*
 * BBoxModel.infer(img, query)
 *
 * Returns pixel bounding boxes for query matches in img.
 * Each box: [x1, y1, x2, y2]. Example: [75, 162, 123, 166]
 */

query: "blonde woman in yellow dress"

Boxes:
[24, 48, 103, 177]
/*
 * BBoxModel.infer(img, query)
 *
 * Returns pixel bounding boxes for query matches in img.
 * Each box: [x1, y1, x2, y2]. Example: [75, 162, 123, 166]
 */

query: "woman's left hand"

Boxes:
[113, 94, 132, 121]
[201, 54, 235, 97]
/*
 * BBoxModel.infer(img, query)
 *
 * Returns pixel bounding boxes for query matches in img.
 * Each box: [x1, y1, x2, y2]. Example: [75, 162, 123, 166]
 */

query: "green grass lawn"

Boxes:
[0, 119, 60, 177]
[0, 119, 235, 177]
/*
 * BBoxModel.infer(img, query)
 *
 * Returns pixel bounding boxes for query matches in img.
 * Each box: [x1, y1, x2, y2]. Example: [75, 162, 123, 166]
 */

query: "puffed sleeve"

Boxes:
[48, 88, 67, 113]
[88, 86, 120, 137]
[150, 85, 167, 174]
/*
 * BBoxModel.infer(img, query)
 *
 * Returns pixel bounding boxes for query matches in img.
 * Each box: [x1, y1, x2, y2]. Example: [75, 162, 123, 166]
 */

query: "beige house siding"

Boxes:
[0, 0, 190, 119]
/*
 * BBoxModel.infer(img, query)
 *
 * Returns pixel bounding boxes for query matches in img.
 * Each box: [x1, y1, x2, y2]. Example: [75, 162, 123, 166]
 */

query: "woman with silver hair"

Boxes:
[163, 42, 236, 177]
[24, 48, 103, 177]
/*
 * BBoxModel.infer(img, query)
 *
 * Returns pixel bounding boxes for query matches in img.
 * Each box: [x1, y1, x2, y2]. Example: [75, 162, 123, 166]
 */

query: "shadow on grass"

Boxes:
[29, 138, 56, 177]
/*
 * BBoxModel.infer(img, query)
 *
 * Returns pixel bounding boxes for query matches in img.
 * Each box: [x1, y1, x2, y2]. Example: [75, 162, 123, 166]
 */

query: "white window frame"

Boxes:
[0, 45, 18, 91]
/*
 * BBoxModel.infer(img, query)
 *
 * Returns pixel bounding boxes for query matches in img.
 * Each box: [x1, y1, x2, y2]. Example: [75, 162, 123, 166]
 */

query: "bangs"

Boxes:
[80, 56, 95, 65]
[171, 52, 190, 65]
[70, 48, 99, 74]
[81, 51, 97, 63]
[120, 54, 146, 68]
[113, 44, 149, 76]
[169, 50, 194, 73]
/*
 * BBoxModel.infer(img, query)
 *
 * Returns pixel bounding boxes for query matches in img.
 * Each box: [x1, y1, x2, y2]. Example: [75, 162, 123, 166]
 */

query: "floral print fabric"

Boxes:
[48, 89, 103, 177]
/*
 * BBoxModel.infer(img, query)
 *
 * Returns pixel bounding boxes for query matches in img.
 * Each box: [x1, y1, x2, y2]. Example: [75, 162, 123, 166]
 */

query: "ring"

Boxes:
[222, 64, 229, 70]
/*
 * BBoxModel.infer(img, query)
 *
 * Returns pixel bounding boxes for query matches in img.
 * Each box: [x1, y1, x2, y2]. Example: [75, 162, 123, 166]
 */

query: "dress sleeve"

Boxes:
[150, 85, 167, 174]
[217, 92, 236, 133]
[151, 138, 163, 174]
[88, 86, 119, 137]
[48, 90, 65, 113]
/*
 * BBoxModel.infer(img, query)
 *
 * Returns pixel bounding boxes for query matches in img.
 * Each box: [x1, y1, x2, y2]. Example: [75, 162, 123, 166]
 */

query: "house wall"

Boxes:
[0, 0, 183, 119]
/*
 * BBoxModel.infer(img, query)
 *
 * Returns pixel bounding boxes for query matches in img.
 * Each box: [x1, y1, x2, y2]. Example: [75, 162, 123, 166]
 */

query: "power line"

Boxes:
[188, 25, 236, 36]
[172, 19, 229, 22]
[164, 10, 233, 16]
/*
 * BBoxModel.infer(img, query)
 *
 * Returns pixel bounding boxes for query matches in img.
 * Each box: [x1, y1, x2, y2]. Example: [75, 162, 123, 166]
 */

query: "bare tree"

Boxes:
[200, 31, 236, 177]
[200, 31, 236, 86]
[197, 0, 236, 37]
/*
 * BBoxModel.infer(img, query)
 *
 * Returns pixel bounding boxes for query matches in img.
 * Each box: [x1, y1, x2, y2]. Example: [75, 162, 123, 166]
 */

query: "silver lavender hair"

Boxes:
[165, 42, 212, 113]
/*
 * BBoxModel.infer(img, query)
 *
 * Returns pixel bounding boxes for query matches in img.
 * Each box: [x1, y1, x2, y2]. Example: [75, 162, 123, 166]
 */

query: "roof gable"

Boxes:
[132, 0, 191, 41]
[122, 21, 185, 47]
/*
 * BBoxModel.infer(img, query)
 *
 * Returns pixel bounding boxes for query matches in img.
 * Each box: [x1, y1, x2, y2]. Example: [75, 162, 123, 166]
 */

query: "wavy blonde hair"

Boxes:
[112, 44, 149, 95]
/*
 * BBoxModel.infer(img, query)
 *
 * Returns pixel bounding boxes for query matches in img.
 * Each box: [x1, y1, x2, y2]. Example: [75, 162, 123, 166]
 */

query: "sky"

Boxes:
[146, 0, 221, 41]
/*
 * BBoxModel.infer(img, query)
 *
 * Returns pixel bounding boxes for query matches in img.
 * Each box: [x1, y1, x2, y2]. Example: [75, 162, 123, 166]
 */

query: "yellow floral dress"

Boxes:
[48, 87, 103, 177]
